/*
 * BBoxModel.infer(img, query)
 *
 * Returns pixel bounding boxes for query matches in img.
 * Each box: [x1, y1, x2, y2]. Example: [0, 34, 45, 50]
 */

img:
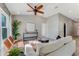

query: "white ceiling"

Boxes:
[5, 3, 79, 21]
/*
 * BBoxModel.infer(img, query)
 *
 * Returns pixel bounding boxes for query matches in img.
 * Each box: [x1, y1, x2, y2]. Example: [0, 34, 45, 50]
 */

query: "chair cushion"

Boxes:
[4, 39, 12, 49]
[9, 36, 14, 44]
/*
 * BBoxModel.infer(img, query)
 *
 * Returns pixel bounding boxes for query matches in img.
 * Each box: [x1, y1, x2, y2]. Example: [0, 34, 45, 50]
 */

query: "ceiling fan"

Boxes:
[27, 3, 44, 15]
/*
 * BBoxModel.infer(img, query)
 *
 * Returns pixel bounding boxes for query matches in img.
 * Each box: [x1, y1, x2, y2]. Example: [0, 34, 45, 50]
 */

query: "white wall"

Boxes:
[44, 13, 74, 39]
[41, 23, 46, 36]
[45, 14, 59, 39]
[58, 13, 74, 37]
[14, 15, 46, 39]
[73, 23, 79, 36]
[13, 13, 74, 40]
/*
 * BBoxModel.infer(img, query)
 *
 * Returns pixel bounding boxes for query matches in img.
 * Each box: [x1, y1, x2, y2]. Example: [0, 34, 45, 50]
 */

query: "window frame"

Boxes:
[0, 7, 11, 56]
[1, 14, 7, 40]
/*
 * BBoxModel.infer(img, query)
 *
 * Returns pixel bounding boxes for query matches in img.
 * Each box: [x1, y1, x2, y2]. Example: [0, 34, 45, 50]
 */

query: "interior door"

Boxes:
[64, 23, 66, 37]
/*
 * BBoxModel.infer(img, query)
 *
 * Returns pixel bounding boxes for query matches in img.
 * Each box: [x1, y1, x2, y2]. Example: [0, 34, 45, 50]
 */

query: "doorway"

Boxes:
[64, 23, 66, 37]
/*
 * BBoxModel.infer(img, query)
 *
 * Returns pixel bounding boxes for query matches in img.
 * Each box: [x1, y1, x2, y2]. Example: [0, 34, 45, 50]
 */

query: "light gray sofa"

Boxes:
[24, 36, 76, 56]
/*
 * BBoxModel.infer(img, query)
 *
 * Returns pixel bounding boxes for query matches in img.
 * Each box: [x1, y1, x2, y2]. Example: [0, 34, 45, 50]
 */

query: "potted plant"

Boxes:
[12, 20, 21, 40]
[8, 48, 22, 56]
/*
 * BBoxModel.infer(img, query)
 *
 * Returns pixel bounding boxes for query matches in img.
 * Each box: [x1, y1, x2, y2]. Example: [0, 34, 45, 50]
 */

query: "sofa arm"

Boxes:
[24, 44, 39, 56]
[72, 40, 76, 54]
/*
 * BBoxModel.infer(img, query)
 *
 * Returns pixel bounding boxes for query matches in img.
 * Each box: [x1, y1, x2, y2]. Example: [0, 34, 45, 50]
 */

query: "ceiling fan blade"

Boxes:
[36, 5, 43, 10]
[37, 10, 44, 14]
[27, 3, 34, 10]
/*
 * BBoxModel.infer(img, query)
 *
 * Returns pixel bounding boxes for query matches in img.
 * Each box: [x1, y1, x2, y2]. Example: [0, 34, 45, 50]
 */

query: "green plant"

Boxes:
[8, 48, 22, 56]
[12, 20, 21, 40]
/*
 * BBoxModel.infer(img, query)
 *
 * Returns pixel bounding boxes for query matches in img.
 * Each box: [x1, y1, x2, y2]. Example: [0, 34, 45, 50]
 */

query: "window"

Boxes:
[2, 14, 6, 27]
[2, 28, 7, 39]
[2, 14, 7, 39]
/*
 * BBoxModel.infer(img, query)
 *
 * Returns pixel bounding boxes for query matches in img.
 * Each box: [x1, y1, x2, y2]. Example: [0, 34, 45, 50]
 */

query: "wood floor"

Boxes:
[73, 36, 79, 56]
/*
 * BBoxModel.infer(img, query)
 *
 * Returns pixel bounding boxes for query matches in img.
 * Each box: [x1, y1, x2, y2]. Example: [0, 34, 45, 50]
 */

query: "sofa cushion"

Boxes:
[64, 36, 72, 43]
[58, 36, 72, 45]
[39, 39, 64, 56]
[47, 40, 76, 56]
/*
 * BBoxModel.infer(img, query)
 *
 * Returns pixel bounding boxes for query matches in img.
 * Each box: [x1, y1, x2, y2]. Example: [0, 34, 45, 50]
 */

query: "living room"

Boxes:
[0, 3, 79, 56]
